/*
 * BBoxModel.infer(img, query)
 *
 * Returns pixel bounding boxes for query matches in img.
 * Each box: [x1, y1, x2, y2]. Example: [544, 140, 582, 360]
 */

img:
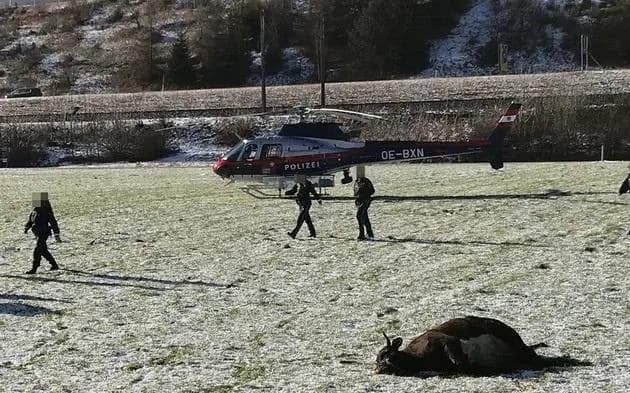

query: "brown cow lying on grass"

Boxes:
[376, 315, 588, 377]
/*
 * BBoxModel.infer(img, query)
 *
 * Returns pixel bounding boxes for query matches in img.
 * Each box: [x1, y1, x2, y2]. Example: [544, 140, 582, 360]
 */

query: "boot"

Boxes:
[50, 264, 60, 271]
[25, 268, 37, 274]
[287, 231, 296, 239]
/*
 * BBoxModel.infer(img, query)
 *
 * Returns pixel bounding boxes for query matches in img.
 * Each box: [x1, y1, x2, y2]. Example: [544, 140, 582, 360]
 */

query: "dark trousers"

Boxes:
[356, 200, 373, 238]
[291, 203, 316, 236]
[32, 233, 58, 270]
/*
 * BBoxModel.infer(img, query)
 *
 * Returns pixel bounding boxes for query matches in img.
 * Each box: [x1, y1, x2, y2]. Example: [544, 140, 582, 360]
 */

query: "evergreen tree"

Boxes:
[166, 35, 196, 89]
[592, 0, 630, 67]
[112, 26, 158, 91]
[298, 0, 366, 80]
[348, 0, 424, 80]
[194, 1, 258, 88]
[261, 0, 293, 74]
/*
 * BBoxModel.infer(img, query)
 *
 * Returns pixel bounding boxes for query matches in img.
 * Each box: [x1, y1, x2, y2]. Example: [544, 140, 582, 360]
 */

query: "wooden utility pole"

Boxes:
[580, 34, 589, 71]
[319, 14, 326, 107]
[260, 6, 267, 112]
[498, 43, 508, 74]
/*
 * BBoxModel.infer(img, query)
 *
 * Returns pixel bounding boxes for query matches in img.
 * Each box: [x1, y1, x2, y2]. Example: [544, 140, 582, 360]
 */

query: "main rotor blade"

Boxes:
[305, 108, 384, 122]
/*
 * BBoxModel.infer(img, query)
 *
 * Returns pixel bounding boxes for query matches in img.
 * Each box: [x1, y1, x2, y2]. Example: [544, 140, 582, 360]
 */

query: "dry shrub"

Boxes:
[512, 95, 630, 160]
[361, 101, 489, 142]
[96, 120, 174, 161]
[0, 124, 47, 167]
[358, 95, 630, 161]
[212, 117, 259, 146]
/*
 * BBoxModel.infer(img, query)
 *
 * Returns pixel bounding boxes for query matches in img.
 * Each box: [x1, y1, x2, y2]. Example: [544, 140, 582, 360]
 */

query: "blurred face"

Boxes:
[32, 192, 48, 208]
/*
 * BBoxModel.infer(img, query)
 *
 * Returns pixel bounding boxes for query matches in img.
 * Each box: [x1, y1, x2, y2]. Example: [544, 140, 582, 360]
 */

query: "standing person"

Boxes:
[354, 176, 375, 240]
[24, 192, 61, 274]
[619, 174, 630, 195]
[620, 174, 630, 235]
[286, 178, 321, 239]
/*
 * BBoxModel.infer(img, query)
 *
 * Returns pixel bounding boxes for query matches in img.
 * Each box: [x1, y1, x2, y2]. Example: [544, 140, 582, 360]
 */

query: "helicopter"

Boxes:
[211, 103, 521, 192]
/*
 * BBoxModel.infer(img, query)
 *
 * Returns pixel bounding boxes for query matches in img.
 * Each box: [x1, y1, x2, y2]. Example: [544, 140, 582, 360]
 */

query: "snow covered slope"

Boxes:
[424, 0, 578, 76]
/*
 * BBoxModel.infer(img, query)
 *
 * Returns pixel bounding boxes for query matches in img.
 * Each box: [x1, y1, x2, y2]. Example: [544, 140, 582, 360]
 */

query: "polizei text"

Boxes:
[284, 161, 321, 171]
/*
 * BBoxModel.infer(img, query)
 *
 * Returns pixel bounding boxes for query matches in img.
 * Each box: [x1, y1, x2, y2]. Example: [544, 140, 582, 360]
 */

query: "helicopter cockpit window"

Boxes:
[243, 144, 258, 161]
[223, 142, 244, 161]
[261, 144, 283, 159]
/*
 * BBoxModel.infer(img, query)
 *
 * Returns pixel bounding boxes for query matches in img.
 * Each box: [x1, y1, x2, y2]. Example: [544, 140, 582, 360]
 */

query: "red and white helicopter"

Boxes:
[211, 103, 521, 191]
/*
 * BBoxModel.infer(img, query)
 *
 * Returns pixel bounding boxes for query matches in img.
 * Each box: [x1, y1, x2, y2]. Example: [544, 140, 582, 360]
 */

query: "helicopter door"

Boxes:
[242, 143, 259, 161]
[261, 144, 283, 175]
[239, 143, 259, 174]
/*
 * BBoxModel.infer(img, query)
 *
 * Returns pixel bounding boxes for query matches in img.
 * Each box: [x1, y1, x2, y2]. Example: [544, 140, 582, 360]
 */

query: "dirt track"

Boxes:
[2, 70, 630, 122]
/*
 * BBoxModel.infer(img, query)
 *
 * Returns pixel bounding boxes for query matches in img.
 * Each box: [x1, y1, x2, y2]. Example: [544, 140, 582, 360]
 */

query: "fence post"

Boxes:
[600, 144, 604, 162]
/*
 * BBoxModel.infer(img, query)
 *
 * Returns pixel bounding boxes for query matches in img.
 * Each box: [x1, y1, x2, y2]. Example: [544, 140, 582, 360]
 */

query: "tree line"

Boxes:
[161, 0, 472, 90]
[4, 0, 629, 92]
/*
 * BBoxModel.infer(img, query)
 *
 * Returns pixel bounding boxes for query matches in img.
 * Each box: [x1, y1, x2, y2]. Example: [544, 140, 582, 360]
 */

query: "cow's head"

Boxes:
[375, 332, 404, 374]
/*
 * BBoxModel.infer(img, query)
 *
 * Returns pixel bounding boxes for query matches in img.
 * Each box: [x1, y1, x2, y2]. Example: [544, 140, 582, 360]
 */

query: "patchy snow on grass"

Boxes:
[79, 24, 126, 49]
[71, 72, 110, 94]
[160, 29, 179, 44]
[1, 34, 46, 53]
[86, 3, 117, 27]
[249, 47, 315, 86]
[39, 52, 66, 75]
[424, 0, 577, 77]
[165, 118, 227, 162]
[424, 0, 496, 77]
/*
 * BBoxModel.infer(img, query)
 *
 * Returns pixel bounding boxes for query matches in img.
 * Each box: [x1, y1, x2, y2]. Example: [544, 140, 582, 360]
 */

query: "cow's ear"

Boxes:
[392, 337, 403, 350]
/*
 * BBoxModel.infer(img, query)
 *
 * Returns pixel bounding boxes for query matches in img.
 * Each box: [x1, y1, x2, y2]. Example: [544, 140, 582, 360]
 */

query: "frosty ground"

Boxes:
[0, 162, 628, 392]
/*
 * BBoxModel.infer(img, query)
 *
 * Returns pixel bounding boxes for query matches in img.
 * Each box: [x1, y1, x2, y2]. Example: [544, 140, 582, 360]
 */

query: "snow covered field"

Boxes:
[0, 162, 629, 392]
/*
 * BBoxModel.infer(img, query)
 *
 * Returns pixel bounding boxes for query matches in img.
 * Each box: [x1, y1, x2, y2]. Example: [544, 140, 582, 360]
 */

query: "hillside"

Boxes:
[1, 0, 629, 96]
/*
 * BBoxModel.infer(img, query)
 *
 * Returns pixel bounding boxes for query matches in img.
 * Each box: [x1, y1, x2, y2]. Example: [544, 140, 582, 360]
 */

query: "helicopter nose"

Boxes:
[211, 159, 228, 178]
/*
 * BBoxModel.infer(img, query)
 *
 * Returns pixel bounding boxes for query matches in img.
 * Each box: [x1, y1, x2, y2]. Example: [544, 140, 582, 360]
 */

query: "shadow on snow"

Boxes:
[0, 270, 235, 292]
[323, 235, 550, 249]
[399, 355, 592, 379]
[243, 187, 624, 205]
[0, 293, 73, 303]
[0, 302, 58, 316]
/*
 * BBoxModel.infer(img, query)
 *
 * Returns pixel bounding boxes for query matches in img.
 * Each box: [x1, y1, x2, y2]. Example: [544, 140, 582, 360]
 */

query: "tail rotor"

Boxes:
[488, 102, 521, 170]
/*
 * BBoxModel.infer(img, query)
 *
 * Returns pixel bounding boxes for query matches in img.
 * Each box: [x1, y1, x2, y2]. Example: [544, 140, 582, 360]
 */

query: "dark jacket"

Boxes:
[286, 180, 320, 205]
[354, 177, 375, 203]
[620, 175, 630, 195]
[25, 207, 60, 236]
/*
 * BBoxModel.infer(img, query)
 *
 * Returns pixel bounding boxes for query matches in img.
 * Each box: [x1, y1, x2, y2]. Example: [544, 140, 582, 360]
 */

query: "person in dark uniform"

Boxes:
[24, 192, 61, 274]
[354, 176, 375, 240]
[286, 178, 321, 239]
[620, 174, 630, 235]
[619, 174, 630, 195]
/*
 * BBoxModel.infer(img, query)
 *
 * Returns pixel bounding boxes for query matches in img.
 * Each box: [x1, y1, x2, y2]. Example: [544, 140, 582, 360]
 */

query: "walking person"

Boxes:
[619, 173, 630, 195]
[24, 192, 61, 274]
[620, 173, 630, 235]
[354, 176, 375, 240]
[286, 178, 321, 239]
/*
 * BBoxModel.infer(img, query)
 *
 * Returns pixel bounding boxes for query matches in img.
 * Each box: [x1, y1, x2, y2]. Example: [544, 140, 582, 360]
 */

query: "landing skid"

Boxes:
[240, 185, 286, 199]
[239, 183, 331, 199]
